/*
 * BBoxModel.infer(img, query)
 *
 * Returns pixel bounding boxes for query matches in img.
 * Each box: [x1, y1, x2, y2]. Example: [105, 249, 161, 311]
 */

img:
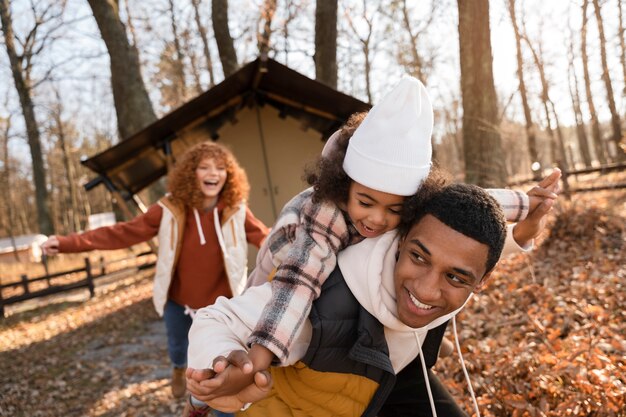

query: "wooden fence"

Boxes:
[507, 162, 626, 193]
[0, 251, 156, 318]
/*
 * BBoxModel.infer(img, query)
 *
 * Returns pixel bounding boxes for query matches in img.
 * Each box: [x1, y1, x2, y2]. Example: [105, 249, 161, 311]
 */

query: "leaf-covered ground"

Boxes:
[437, 188, 625, 417]
[1, 187, 624, 417]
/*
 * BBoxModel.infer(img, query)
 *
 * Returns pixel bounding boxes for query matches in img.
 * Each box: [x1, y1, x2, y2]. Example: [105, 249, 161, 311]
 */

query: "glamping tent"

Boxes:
[81, 56, 370, 227]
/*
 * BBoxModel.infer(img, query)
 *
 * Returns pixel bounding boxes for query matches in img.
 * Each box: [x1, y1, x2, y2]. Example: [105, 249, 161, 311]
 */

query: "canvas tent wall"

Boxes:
[81, 56, 370, 228]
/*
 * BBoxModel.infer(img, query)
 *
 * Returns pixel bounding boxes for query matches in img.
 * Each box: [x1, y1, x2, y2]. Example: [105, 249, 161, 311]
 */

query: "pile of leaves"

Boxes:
[437, 190, 625, 416]
[0, 188, 624, 417]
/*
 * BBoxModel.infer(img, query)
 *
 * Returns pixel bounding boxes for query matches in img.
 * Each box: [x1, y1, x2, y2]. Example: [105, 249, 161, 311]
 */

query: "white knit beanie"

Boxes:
[343, 77, 433, 196]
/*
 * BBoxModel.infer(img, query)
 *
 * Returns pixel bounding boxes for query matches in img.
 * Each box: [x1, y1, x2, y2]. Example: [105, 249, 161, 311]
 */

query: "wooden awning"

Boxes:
[81, 56, 370, 197]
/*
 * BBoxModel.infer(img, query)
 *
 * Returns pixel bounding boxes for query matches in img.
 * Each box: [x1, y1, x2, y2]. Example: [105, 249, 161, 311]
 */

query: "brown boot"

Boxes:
[171, 367, 187, 398]
[181, 395, 211, 417]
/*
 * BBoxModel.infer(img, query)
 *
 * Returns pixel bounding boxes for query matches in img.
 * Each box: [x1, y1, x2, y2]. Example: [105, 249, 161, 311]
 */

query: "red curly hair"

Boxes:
[167, 141, 250, 209]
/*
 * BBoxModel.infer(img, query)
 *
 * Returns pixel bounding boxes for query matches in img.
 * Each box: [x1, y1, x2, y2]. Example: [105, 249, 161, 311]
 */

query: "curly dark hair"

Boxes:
[304, 112, 367, 205]
[167, 141, 250, 209]
[400, 181, 507, 274]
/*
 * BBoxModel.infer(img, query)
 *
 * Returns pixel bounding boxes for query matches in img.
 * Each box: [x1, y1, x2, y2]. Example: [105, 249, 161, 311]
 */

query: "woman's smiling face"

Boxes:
[195, 157, 227, 208]
[394, 214, 491, 329]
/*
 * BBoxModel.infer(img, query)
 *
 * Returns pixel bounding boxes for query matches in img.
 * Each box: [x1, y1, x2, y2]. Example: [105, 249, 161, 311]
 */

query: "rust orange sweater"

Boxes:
[58, 202, 268, 309]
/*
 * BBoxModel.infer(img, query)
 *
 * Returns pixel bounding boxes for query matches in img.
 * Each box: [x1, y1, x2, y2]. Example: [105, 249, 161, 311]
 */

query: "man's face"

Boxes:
[394, 214, 491, 329]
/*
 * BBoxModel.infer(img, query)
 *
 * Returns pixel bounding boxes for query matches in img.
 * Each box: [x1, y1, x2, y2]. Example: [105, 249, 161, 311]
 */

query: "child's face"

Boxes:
[393, 214, 491, 329]
[344, 181, 404, 238]
[195, 157, 227, 206]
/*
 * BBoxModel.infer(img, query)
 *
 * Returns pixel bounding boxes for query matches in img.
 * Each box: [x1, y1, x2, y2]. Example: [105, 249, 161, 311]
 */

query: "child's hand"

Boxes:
[526, 168, 561, 214]
[41, 236, 60, 256]
[513, 168, 561, 247]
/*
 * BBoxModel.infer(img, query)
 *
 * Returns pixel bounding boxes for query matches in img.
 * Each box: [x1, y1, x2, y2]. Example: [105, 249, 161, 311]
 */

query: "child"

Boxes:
[183, 77, 533, 415]
[40, 142, 269, 400]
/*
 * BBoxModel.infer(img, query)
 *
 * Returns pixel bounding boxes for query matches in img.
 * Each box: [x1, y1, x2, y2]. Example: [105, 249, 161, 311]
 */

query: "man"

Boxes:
[186, 174, 559, 417]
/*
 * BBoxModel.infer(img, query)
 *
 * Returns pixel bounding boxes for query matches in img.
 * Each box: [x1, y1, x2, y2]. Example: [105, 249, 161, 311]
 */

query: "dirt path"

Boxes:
[0, 270, 192, 417]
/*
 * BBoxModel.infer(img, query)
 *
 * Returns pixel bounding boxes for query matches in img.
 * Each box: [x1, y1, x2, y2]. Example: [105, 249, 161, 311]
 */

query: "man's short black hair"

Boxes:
[400, 183, 507, 274]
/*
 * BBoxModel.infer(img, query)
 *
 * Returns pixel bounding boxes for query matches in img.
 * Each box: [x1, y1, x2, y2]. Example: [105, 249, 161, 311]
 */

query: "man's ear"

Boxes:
[473, 269, 495, 294]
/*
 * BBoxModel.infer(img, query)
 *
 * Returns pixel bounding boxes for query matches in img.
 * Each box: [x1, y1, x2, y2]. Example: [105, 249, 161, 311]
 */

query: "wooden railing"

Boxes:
[0, 251, 156, 318]
[507, 162, 626, 194]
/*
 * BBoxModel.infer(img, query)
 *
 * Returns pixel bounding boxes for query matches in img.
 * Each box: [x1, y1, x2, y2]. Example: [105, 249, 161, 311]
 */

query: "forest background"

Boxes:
[0, 0, 624, 238]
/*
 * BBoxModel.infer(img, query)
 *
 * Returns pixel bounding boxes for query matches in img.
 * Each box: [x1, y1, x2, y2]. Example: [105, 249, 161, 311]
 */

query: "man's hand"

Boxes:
[513, 168, 561, 247]
[41, 236, 60, 256]
[206, 370, 273, 413]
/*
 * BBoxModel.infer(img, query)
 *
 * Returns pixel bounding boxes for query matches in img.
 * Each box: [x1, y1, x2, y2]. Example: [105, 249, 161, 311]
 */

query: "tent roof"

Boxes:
[81, 57, 370, 196]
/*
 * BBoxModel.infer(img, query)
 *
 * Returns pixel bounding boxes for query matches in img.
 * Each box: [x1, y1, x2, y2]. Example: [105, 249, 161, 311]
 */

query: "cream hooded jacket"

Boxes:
[153, 197, 249, 317]
[188, 224, 524, 371]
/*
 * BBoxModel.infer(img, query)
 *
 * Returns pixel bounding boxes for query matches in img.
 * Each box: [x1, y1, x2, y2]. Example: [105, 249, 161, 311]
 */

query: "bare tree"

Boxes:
[592, 0, 624, 160]
[86, 0, 156, 139]
[457, 0, 507, 187]
[0, 113, 20, 260]
[166, 0, 187, 105]
[49, 89, 81, 233]
[314, 0, 338, 88]
[521, 30, 569, 172]
[345, 1, 381, 103]
[212, 0, 238, 77]
[507, 0, 541, 177]
[567, 26, 592, 167]
[257, 0, 277, 57]
[0, 0, 55, 234]
[393, 0, 437, 84]
[191, 0, 216, 87]
[581, 0, 607, 165]
[619, 0, 626, 97]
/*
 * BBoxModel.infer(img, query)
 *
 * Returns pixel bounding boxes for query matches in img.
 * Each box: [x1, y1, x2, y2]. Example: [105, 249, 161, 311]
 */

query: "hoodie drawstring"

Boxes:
[452, 316, 481, 417]
[414, 332, 438, 417]
[193, 208, 206, 245]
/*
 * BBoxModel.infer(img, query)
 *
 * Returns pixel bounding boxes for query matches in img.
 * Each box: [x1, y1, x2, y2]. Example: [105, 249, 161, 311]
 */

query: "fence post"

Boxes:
[560, 166, 572, 201]
[0, 285, 5, 318]
[100, 255, 106, 277]
[85, 258, 95, 298]
[21, 274, 30, 295]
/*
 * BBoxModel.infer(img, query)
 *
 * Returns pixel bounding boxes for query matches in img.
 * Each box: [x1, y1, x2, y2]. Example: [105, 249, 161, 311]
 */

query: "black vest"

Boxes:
[301, 266, 447, 417]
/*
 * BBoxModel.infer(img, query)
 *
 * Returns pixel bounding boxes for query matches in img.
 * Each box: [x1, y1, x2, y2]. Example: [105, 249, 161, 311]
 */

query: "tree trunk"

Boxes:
[592, 0, 624, 161]
[581, 0, 606, 165]
[86, 0, 156, 139]
[191, 0, 216, 87]
[523, 35, 569, 172]
[258, 0, 277, 57]
[314, 0, 338, 88]
[0, 0, 54, 235]
[507, 0, 541, 177]
[1, 115, 20, 261]
[212, 0, 238, 77]
[52, 98, 81, 233]
[457, 0, 507, 187]
[167, 0, 187, 105]
[619, 0, 626, 99]
[567, 34, 592, 167]
[345, 3, 376, 103]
